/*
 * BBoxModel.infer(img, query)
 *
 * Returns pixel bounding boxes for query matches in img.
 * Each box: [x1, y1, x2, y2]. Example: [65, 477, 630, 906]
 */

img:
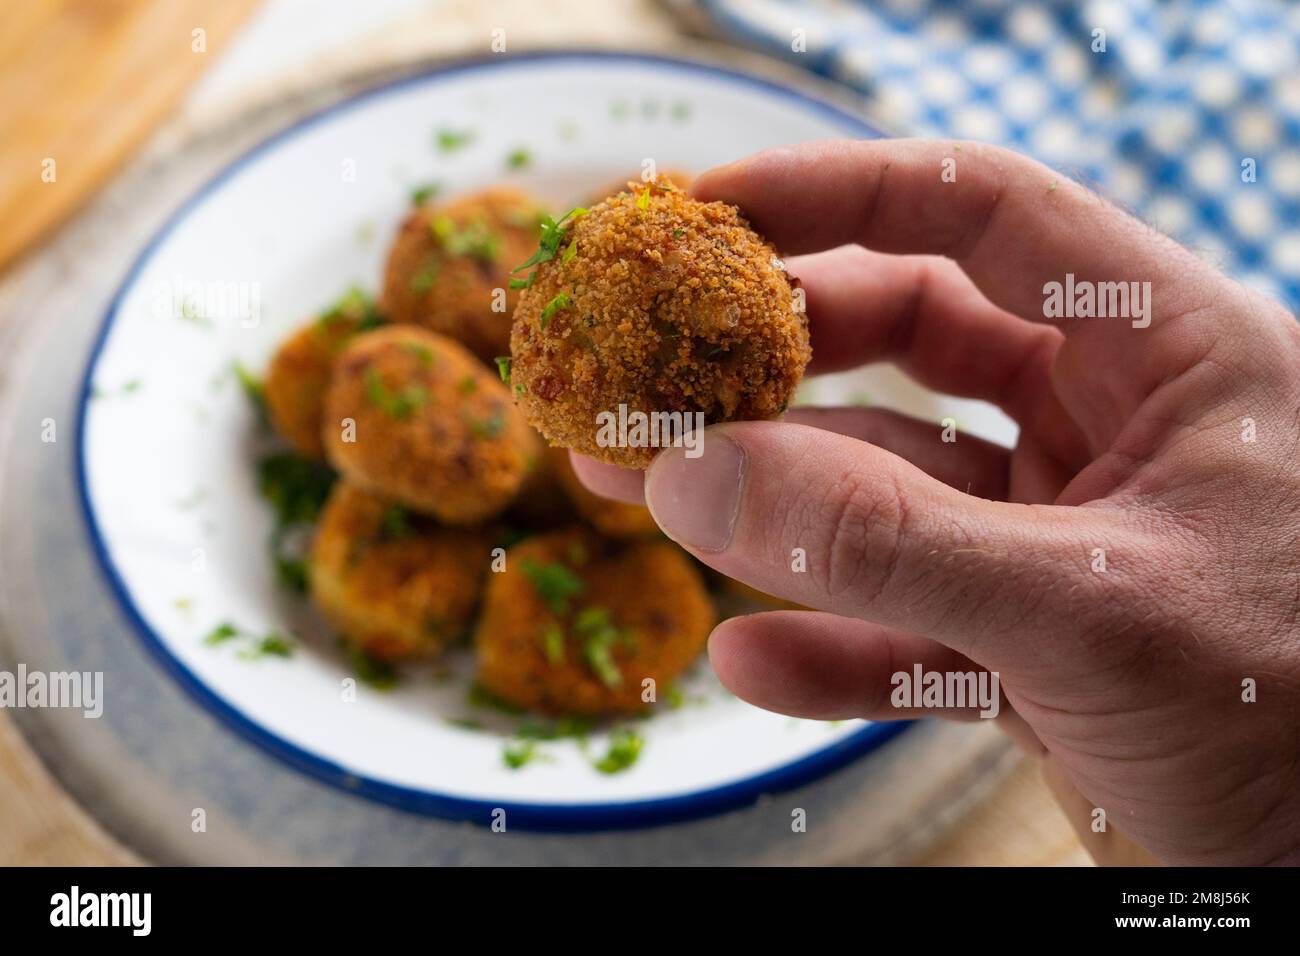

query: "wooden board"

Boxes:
[0, 0, 260, 273]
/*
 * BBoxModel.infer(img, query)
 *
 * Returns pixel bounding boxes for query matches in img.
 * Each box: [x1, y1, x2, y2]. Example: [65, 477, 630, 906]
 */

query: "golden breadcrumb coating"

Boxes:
[381, 187, 546, 363]
[263, 304, 370, 458]
[321, 326, 541, 524]
[582, 168, 693, 206]
[510, 175, 810, 467]
[474, 528, 714, 715]
[311, 482, 490, 661]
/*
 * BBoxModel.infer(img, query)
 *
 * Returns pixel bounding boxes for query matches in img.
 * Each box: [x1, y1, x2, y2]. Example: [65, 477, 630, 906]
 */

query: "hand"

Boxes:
[573, 140, 1300, 866]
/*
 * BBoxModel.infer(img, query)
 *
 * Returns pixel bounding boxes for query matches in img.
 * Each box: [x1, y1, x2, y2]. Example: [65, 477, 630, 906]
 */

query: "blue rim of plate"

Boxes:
[75, 49, 913, 833]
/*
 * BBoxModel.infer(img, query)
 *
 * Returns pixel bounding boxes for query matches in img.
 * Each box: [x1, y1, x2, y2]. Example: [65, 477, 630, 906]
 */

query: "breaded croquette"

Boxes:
[311, 482, 490, 660]
[474, 528, 713, 715]
[263, 290, 381, 458]
[380, 187, 545, 363]
[548, 446, 658, 537]
[321, 326, 541, 524]
[509, 174, 810, 467]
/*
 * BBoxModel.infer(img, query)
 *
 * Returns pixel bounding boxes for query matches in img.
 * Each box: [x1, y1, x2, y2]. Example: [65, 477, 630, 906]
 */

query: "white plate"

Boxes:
[77, 52, 1016, 830]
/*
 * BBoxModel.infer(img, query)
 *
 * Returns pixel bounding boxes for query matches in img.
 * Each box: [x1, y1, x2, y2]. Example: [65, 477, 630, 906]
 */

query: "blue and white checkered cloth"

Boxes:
[687, 0, 1300, 312]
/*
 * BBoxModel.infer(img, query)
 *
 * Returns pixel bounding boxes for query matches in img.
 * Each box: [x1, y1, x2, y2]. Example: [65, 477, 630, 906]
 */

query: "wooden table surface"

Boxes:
[0, 0, 1090, 867]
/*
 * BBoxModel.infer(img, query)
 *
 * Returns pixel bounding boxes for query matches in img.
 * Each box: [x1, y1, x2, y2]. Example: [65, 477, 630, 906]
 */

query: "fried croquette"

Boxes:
[321, 325, 541, 524]
[311, 482, 490, 661]
[380, 187, 545, 363]
[548, 446, 658, 537]
[474, 528, 713, 715]
[509, 175, 810, 467]
[263, 290, 381, 458]
[583, 169, 693, 206]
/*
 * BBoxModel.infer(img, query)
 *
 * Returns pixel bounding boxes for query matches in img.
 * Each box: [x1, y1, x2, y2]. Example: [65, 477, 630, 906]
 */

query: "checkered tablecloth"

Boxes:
[687, 0, 1300, 312]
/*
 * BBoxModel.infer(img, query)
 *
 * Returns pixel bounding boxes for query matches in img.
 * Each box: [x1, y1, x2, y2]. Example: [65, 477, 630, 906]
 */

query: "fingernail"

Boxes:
[645, 431, 746, 552]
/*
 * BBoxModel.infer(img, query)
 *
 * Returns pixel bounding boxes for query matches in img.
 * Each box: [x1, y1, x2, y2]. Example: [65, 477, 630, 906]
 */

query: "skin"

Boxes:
[572, 139, 1300, 866]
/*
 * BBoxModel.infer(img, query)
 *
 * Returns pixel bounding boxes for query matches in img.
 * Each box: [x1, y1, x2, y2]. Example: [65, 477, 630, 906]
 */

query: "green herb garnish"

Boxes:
[402, 342, 434, 367]
[575, 606, 632, 689]
[364, 367, 426, 419]
[380, 504, 414, 539]
[233, 362, 267, 419]
[520, 558, 586, 614]
[494, 356, 512, 384]
[347, 645, 398, 690]
[469, 410, 505, 438]
[540, 292, 571, 329]
[458, 375, 478, 395]
[505, 147, 532, 170]
[319, 286, 386, 330]
[436, 127, 475, 153]
[410, 181, 440, 205]
[503, 739, 541, 769]
[593, 727, 644, 774]
[204, 621, 295, 659]
[431, 214, 500, 262]
[511, 207, 587, 289]
[543, 623, 566, 665]
[410, 260, 438, 293]
[259, 451, 336, 527]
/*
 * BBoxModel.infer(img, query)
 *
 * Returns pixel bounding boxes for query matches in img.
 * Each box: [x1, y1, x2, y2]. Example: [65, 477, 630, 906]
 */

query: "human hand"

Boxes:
[572, 140, 1300, 866]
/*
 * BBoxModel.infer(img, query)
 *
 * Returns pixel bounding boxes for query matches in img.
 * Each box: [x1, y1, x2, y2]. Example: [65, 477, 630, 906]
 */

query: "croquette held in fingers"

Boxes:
[311, 482, 490, 661]
[474, 528, 714, 715]
[509, 175, 810, 467]
[322, 325, 541, 524]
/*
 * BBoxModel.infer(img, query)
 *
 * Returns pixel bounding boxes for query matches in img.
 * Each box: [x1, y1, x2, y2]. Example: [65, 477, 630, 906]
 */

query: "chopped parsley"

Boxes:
[409, 259, 438, 293]
[431, 214, 500, 262]
[520, 558, 585, 614]
[457, 375, 478, 395]
[593, 727, 644, 774]
[402, 342, 434, 367]
[505, 147, 532, 170]
[511, 207, 587, 289]
[540, 292, 571, 329]
[379, 503, 414, 539]
[503, 738, 542, 769]
[233, 362, 266, 419]
[346, 644, 399, 690]
[575, 606, 633, 689]
[364, 367, 426, 419]
[469, 410, 505, 439]
[494, 356, 512, 384]
[204, 621, 295, 660]
[467, 682, 526, 715]
[436, 127, 475, 153]
[543, 623, 566, 665]
[259, 451, 335, 528]
[410, 181, 440, 205]
[257, 450, 336, 594]
[319, 286, 385, 331]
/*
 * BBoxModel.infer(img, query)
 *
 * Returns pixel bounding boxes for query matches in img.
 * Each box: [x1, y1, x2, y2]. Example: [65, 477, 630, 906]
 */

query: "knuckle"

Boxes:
[802, 468, 909, 606]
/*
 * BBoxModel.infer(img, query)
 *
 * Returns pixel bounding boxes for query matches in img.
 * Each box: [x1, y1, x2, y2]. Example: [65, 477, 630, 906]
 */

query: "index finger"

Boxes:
[692, 140, 1240, 415]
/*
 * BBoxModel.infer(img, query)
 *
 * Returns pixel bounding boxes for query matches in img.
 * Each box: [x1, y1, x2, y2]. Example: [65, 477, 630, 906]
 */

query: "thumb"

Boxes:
[644, 421, 1134, 668]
